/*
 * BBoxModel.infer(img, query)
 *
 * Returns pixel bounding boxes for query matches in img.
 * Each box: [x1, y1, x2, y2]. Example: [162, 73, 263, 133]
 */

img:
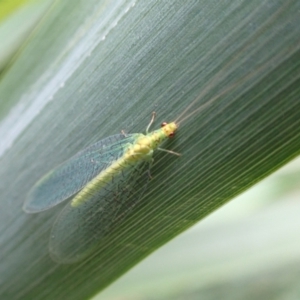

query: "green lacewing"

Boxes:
[23, 114, 180, 263]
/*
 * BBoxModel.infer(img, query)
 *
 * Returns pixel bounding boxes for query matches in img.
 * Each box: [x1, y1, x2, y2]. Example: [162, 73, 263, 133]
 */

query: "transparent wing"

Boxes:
[49, 161, 150, 264]
[24, 134, 140, 213]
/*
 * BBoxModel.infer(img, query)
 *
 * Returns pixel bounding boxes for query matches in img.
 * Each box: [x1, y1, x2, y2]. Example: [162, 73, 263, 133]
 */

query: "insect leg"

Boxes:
[121, 130, 127, 137]
[157, 148, 181, 156]
[146, 112, 156, 134]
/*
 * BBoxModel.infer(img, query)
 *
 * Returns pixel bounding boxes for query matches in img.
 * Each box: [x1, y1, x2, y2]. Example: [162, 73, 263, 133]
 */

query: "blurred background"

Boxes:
[95, 156, 300, 300]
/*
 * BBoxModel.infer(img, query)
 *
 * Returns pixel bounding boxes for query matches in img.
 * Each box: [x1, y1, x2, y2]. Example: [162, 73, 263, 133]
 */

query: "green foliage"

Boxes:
[0, 0, 299, 299]
[0, 0, 53, 72]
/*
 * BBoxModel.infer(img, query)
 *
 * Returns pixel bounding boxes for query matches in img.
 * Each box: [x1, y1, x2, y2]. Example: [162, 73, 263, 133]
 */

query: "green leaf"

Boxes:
[97, 159, 300, 299]
[0, 0, 299, 299]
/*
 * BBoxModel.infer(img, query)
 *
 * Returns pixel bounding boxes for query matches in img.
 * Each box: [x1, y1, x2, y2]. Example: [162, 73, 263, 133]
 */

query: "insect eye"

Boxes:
[161, 122, 167, 127]
[169, 132, 175, 138]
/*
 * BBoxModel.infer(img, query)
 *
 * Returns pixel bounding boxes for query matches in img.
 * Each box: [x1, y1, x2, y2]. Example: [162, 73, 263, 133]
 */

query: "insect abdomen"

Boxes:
[71, 157, 129, 207]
